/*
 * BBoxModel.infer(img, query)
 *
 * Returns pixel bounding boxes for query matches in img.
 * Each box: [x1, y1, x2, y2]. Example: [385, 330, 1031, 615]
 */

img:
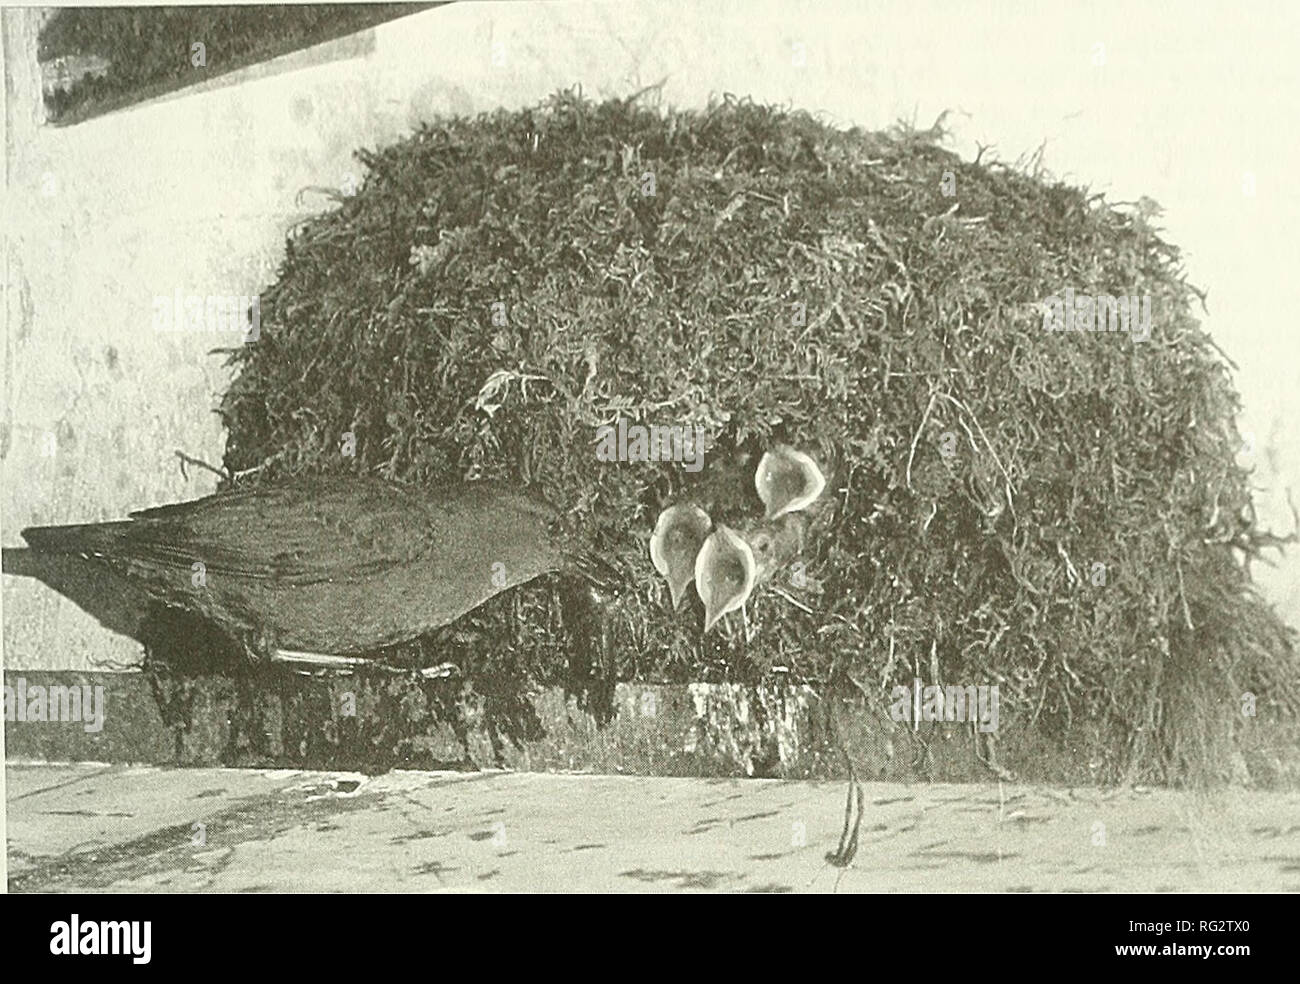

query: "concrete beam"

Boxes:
[0, 668, 1222, 785]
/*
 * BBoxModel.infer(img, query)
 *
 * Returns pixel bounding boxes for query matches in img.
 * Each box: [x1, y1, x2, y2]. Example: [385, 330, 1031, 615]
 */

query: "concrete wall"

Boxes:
[4, 0, 1298, 675]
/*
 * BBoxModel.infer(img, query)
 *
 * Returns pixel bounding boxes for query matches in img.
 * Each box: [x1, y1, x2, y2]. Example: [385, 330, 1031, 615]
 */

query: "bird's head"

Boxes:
[649, 503, 713, 610]
[693, 513, 806, 633]
[647, 441, 828, 634]
[754, 444, 827, 520]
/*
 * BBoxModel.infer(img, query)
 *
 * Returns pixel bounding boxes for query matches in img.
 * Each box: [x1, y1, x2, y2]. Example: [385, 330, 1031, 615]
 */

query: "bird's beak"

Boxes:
[754, 445, 826, 519]
[694, 524, 757, 633]
[649, 503, 713, 609]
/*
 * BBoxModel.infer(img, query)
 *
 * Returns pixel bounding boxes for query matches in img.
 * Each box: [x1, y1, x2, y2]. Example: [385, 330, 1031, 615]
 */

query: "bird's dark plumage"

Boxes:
[18, 476, 565, 657]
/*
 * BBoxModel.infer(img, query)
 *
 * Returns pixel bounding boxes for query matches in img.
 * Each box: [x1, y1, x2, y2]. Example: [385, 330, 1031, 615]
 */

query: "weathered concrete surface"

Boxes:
[8, 763, 1300, 892]
[0, 671, 941, 778]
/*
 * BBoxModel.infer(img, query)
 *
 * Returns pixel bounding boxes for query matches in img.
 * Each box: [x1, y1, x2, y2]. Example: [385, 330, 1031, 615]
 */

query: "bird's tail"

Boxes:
[19, 521, 131, 557]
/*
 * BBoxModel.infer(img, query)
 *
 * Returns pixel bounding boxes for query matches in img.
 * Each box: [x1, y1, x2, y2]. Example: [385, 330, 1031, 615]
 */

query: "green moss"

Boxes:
[212, 91, 1297, 785]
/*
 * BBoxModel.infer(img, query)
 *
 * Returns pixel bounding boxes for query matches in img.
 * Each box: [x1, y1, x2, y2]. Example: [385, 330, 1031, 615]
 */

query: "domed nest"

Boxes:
[209, 90, 1296, 783]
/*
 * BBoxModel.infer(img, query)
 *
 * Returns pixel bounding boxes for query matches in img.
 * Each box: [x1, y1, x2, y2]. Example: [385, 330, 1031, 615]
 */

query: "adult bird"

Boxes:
[12, 475, 595, 666]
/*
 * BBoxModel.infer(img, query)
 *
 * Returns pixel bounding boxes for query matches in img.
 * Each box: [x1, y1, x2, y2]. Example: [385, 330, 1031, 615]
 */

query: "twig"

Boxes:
[1175, 558, 1195, 631]
[769, 585, 815, 615]
[295, 185, 346, 206]
[1056, 541, 1081, 587]
[879, 626, 898, 691]
[934, 391, 1016, 519]
[231, 449, 286, 481]
[174, 449, 229, 482]
[844, 671, 872, 702]
[905, 391, 938, 490]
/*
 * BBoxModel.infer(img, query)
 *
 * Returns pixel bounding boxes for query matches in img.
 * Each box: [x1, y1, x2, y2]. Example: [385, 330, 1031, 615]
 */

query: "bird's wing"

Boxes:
[127, 478, 430, 583]
[28, 477, 541, 586]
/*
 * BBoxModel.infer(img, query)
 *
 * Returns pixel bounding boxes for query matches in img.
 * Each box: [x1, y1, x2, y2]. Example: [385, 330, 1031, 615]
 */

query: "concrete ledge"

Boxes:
[7, 670, 1297, 787]
[9, 764, 1300, 892]
[2, 669, 1271, 786]
[5, 670, 838, 776]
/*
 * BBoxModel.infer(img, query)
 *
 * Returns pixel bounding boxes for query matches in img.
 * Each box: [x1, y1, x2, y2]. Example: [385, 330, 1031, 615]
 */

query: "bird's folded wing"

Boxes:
[115, 477, 461, 585]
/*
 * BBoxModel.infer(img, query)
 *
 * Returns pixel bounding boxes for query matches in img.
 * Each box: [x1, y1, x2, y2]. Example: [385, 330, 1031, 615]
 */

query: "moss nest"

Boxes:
[205, 90, 1296, 784]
